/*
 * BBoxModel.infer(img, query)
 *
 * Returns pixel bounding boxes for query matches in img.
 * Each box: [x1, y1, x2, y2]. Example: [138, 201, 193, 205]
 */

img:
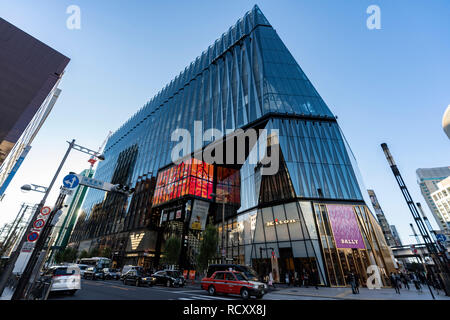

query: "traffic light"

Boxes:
[111, 184, 135, 195]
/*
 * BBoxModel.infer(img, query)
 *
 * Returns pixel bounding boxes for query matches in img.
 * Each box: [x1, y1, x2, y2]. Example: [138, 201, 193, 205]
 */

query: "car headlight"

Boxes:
[253, 284, 259, 289]
[264, 284, 268, 289]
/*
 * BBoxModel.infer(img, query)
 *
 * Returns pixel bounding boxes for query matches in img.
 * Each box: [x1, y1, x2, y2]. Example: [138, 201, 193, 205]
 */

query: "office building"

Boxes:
[389, 225, 402, 247]
[69, 6, 395, 287]
[0, 18, 70, 198]
[430, 176, 450, 231]
[417, 167, 450, 232]
[368, 189, 397, 247]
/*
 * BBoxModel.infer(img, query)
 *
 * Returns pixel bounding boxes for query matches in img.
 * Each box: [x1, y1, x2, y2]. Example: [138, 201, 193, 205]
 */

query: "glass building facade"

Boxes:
[69, 6, 395, 286]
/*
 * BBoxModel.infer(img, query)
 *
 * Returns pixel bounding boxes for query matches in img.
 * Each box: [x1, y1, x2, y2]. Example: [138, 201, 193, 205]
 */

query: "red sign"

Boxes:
[189, 270, 196, 280]
[33, 219, 45, 229]
[183, 270, 188, 279]
[40, 206, 51, 215]
[27, 232, 39, 242]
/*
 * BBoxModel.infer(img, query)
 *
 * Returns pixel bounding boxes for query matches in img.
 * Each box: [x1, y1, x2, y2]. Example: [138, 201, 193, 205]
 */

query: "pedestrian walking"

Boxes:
[303, 269, 309, 288]
[400, 272, 409, 290]
[411, 272, 422, 292]
[390, 272, 400, 294]
[311, 268, 319, 290]
[348, 272, 357, 294]
[294, 270, 299, 287]
[268, 271, 275, 289]
[354, 272, 360, 294]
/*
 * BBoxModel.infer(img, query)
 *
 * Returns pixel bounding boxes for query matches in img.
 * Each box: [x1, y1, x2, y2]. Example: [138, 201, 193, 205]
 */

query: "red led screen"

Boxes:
[152, 159, 240, 207]
[152, 158, 213, 206]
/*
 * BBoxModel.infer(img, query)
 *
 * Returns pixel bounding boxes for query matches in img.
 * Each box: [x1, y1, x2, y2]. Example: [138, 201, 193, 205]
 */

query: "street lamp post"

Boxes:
[7, 139, 104, 300]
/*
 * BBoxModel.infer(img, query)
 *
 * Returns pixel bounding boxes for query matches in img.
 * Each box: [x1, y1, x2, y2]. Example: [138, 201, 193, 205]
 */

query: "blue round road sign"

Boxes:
[63, 174, 79, 189]
[33, 219, 45, 229]
[27, 232, 39, 242]
[436, 234, 447, 242]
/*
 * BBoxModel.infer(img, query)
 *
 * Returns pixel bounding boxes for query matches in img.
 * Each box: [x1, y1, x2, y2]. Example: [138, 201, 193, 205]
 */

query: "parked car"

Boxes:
[201, 270, 267, 299]
[152, 270, 185, 287]
[103, 268, 120, 280]
[206, 264, 259, 281]
[77, 264, 89, 277]
[122, 269, 156, 287]
[120, 265, 143, 280]
[42, 265, 81, 296]
[83, 266, 105, 280]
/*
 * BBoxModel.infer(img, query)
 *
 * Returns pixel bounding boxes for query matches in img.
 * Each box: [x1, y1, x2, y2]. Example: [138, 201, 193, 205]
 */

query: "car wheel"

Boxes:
[166, 280, 171, 287]
[241, 288, 249, 300]
[208, 285, 216, 296]
[136, 280, 140, 287]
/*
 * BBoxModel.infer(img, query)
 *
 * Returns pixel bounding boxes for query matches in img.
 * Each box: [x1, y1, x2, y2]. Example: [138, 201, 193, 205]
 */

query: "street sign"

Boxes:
[79, 175, 104, 189]
[63, 174, 79, 189]
[40, 206, 51, 215]
[60, 187, 74, 196]
[436, 234, 447, 243]
[21, 242, 35, 252]
[33, 219, 45, 229]
[27, 232, 39, 242]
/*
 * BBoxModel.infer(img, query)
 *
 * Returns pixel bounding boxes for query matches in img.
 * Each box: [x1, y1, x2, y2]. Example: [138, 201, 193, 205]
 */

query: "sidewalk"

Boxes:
[269, 284, 450, 300]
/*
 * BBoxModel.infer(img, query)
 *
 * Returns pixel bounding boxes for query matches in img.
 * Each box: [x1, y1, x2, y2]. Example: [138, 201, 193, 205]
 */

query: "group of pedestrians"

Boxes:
[389, 270, 442, 294]
[264, 268, 320, 289]
[284, 268, 319, 289]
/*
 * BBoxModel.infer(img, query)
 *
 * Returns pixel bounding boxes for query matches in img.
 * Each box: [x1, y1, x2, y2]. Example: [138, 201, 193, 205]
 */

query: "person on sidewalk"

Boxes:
[303, 269, 309, 288]
[294, 270, 299, 287]
[268, 271, 275, 289]
[354, 272, 360, 294]
[411, 272, 422, 292]
[400, 272, 410, 290]
[285, 272, 290, 286]
[390, 272, 400, 294]
[311, 268, 319, 290]
[348, 272, 357, 294]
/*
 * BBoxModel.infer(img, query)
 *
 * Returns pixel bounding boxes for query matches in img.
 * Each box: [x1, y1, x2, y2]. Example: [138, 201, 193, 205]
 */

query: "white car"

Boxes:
[77, 264, 89, 277]
[44, 265, 81, 295]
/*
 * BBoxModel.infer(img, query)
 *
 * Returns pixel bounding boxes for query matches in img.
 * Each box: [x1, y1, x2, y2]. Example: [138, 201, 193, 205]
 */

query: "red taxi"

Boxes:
[201, 271, 267, 299]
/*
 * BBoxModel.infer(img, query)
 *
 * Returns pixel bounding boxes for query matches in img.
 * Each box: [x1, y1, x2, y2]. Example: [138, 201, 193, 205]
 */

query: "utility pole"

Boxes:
[381, 143, 450, 296]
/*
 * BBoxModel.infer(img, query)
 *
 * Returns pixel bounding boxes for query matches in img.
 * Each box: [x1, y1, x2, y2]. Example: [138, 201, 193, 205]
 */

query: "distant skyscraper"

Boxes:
[0, 18, 70, 198]
[430, 176, 450, 231]
[390, 225, 402, 246]
[368, 189, 397, 247]
[416, 167, 450, 232]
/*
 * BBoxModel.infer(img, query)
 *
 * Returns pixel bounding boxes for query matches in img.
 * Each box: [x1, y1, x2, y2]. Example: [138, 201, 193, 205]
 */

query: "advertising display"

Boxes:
[326, 204, 365, 249]
[189, 200, 210, 231]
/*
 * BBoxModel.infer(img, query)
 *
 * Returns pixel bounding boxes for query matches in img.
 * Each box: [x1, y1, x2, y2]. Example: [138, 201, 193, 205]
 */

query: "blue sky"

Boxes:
[0, 0, 449, 245]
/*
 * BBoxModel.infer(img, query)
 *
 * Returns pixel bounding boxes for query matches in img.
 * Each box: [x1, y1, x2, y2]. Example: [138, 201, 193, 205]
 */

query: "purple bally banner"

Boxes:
[326, 204, 365, 249]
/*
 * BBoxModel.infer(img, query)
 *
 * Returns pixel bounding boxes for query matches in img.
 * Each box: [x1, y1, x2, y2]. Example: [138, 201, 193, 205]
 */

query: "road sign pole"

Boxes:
[10, 140, 74, 300]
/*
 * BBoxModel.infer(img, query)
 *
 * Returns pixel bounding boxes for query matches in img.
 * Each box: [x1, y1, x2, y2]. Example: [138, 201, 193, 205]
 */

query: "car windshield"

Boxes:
[54, 267, 77, 276]
[234, 272, 248, 281]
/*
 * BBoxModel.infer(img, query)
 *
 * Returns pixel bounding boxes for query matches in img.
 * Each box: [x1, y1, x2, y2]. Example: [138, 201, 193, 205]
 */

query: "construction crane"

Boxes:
[87, 131, 112, 169]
